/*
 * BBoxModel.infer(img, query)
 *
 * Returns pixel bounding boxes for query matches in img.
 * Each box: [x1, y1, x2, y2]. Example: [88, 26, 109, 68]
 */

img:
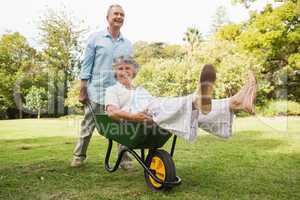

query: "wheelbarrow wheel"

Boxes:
[144, 149, 176, 191]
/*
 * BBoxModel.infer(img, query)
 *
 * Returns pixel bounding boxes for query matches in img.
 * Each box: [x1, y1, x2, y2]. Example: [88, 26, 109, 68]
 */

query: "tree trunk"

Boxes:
[54, 72, 58, 117]
[64, 70, 68, 115]
[38, 108, 40, 119]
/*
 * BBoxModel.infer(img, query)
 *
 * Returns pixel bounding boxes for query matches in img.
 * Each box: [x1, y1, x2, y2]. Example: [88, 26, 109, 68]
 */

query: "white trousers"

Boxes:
[197, 98, 234, 139]
[146, 95, 234, 141]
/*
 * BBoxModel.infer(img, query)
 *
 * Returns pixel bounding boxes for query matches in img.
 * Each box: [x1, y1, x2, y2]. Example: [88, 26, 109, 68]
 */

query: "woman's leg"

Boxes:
[198, 98, 234, 138]
[194, 64, 216, 115]
[198, 72, 257, 138]
[229, 71, 257, 113]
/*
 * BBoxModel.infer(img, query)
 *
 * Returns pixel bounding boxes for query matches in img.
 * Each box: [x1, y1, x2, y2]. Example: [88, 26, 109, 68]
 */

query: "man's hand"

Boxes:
[79, 80, 89, 104]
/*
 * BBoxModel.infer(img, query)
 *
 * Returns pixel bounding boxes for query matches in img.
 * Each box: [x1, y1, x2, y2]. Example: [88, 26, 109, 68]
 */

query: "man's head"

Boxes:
[113, 56, 139, 83]
[106, 4, 125, 30]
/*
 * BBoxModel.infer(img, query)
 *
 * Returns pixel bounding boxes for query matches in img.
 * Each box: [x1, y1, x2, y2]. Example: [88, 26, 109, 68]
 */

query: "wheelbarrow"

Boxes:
[87, 102, 182, 191]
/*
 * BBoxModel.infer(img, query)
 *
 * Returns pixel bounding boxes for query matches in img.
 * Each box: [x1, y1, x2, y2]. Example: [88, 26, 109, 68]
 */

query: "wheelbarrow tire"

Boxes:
[144, 149, 176, 191]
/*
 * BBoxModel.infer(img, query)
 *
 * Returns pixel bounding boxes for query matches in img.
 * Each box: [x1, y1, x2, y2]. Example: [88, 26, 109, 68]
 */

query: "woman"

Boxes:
[105, 56, 256, 141]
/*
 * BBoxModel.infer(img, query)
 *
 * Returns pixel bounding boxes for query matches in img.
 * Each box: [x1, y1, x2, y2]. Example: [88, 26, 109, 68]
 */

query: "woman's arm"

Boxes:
[106, 105, 153, 122]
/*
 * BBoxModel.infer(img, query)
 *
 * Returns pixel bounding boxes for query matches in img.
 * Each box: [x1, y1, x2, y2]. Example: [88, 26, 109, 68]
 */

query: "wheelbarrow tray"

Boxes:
[95, 113, 172, 149]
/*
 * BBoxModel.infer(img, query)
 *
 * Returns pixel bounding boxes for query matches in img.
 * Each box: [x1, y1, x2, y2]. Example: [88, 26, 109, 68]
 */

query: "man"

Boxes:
[71, 4, 133, 168]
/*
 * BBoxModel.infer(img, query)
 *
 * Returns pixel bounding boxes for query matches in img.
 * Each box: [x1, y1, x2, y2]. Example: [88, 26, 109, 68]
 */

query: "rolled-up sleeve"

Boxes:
[80, 35, 96, 80]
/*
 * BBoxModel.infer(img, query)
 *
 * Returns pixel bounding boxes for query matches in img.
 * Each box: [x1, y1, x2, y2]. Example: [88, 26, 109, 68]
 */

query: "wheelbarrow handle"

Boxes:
[86, 101, 95, 116]
[85, 101, 103, 134]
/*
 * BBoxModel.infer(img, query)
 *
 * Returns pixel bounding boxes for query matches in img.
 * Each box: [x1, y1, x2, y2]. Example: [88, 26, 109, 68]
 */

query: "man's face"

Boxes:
[107, 6, 125, 29]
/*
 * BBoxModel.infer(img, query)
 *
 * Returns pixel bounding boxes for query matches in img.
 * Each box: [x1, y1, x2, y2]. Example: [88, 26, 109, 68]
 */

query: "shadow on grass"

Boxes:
[0, 134, 299, 199]
[174, 133, 299, 199]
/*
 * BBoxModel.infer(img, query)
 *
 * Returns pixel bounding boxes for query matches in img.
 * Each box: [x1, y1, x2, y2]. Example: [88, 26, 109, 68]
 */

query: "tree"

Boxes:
[231, 0, 258, 8]
[134, 57, 200, 97]
[211, 5, 230, 34]
[236, 0, 300, 101]
[215, 24, 242, 41]
[183, 27, 203, 55]
[134, 41, 185, 65]
[134, 42, 165, 65]
[0, 32, 37, 119]
[193, 39, 264, 101]
[64, 79, 82, 114]
[134, 41, 265, 109]
[39, 8, 84, 117]
[25, 86, 47, 119]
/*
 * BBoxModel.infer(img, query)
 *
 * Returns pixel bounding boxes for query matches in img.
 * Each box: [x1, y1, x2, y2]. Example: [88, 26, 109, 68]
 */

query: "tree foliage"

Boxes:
[1, 0, 299, 118]
[194, 40, 263, 99]
[183, 27, 203, 54]
[215, 24, 242, 41]
[64, 79, 82, 113]
[0, 32, 38, 118]
[231, 0, 258, 8]
[236, 0, 300, 100]
[134, 57, 200, 97]
[25, 86, 48, 119]
[134, 42, 185, 65]
[39, 8, 84, 116]
[211, 5, 230, 33]
[134, 40, 263, 103]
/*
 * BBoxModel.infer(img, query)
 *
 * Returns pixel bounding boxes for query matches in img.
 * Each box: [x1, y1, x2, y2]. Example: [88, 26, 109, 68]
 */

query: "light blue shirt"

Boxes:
[80, 29, 133, 104]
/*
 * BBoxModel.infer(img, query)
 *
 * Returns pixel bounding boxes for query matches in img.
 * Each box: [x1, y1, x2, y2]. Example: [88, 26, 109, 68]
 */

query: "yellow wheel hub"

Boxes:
[149, 156, 166, 188]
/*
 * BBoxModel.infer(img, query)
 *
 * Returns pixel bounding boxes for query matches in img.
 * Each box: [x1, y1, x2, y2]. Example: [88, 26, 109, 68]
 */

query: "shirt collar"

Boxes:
[116, 81, 136, 90]
[103, 28, 124, 41]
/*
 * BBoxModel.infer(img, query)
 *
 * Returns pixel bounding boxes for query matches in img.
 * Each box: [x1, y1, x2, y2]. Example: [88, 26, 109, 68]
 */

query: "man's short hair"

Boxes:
[106, 4, 123, 17]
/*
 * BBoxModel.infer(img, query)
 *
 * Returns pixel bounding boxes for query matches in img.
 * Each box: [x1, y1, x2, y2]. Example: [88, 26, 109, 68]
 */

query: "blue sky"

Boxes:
[0, 0, 276, 46]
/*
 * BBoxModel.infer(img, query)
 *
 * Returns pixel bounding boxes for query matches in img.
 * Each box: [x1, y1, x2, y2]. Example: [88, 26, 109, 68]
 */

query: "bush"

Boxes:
[257, 100, 300, 116]
[65, 80, 83, 114]
[134, 57, 201, 97]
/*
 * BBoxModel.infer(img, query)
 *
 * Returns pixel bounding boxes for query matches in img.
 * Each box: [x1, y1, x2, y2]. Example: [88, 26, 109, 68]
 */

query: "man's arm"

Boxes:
[78, 34, 96, 104]
[106, 105, 153, 122]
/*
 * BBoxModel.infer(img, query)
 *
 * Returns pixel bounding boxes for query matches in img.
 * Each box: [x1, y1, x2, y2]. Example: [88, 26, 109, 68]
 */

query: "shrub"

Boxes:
[258, 100, 300, 116]
[65, 80, 83, 114]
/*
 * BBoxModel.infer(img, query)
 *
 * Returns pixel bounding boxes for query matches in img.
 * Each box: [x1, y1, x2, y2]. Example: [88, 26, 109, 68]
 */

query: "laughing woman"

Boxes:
[105, 56, 256, 141]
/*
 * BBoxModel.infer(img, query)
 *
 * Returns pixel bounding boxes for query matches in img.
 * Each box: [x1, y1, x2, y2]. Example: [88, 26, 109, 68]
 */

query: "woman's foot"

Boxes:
[195, 64, 216, 115]
[229, 71, 257, 113]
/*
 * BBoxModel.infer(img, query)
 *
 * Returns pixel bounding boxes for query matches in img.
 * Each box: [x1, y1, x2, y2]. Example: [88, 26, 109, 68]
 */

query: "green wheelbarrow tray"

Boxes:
[87, 102, 181, 191]
[95, 113, 172, 149]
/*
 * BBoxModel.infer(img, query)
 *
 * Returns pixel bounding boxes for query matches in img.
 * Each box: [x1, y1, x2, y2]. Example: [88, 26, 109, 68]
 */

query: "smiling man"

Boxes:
[71, 4, 134, 168]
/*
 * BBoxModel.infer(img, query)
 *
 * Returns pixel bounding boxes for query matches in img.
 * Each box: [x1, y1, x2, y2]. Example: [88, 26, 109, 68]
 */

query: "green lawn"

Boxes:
[0, 117, 299, 200]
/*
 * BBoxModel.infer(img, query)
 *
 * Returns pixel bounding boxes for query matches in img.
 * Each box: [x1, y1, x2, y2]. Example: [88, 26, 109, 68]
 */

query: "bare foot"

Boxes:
[230, 72, 257, 113]
[194, 64, 216, 115]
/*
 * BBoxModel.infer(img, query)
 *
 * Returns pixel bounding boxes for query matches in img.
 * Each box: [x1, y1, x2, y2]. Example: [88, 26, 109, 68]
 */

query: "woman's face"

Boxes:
[115, 63, 135, 85]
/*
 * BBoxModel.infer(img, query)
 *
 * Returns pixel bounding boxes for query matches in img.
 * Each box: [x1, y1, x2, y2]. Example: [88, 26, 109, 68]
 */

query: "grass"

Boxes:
[0, 116, 299, 200]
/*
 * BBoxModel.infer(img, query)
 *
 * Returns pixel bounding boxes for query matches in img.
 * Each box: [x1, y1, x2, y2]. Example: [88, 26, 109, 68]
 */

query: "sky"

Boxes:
[0, 0, 276, 47]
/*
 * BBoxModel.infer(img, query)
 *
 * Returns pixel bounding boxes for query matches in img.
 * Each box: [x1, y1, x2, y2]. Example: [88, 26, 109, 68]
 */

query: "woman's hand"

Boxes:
[106, 105, 153, 123]
[131, 111, 153, 123]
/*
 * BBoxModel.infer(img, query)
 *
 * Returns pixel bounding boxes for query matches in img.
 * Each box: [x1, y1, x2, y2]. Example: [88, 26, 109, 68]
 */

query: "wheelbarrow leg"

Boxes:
[141, 149, 145, 161]
[104, 140, 145, 172]
[170, 135, 177, 157]
[104, 139, 128, 172]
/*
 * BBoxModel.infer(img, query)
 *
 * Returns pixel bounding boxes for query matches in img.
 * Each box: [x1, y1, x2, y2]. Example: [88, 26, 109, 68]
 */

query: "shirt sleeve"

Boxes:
[79, 34, 96, 80]
[105, 87, 120, 109]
